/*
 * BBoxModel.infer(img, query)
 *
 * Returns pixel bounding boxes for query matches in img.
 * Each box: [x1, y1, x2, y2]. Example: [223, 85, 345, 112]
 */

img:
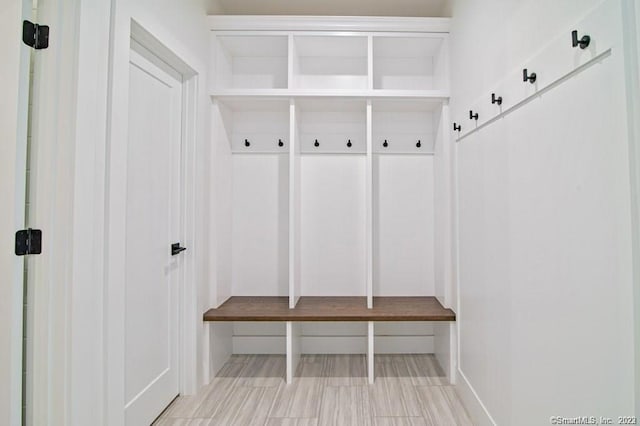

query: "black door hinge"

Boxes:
[22, 20, 49, 50]
[15, 228, 42, 256]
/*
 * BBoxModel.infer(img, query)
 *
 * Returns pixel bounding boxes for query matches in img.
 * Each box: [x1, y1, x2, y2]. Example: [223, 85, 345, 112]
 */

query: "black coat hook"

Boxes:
[572, 30, 590, 49]
[244, 139, 250, 147]
[347, 139, 352, 148]
[469, 110, 478, 121]
[453, 123, 461, 132]
[416, 140, 421, 148]
[278, 139, 284, 147]
[314, 139, 319, 147]
[491, 93, 502, 105]
[523, 68, 536, 84]
[383, 139, 388, 147]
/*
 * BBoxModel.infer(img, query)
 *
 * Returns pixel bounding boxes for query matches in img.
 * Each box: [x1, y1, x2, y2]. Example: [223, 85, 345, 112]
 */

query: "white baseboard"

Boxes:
[456, 368, 496, 426]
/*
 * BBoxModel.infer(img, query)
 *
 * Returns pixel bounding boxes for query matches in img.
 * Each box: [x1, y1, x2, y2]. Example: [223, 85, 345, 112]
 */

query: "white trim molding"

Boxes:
[207, 15, 450, 33]
[456, 368, 496, 426]
[0, 0, 30, 424]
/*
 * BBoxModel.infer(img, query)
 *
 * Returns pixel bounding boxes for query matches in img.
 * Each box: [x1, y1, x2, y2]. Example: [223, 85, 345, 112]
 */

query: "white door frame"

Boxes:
[26, 0, 111, 424]
[0, 0, 30, 424]
[105, 16, 199, 425]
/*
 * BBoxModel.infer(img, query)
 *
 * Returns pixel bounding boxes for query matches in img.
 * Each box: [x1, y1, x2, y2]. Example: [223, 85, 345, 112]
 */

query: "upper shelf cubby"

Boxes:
[372, 36, 448, 91]
[292, 35, 368, 91]
[213, 35, 289, 90]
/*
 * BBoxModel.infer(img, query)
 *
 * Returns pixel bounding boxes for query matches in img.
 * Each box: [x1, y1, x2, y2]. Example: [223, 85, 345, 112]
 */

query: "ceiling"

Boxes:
[206, 0, 451, 18]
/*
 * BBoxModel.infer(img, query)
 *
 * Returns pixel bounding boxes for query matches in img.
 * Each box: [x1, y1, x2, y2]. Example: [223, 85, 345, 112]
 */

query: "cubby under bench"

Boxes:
[203, 297, 455, 384]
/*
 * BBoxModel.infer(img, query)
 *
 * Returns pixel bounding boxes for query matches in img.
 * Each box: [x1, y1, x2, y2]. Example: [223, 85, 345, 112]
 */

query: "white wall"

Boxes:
[231, 155, 289, 296]
[625, 0, 640, 417]
[374, 156, 435, 296]
[301, 156, 367, 296]
[450, 0, 638, 423]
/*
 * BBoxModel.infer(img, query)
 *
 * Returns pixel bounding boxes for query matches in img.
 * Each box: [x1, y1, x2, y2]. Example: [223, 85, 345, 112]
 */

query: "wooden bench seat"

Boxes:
[203, 296, 456, 322]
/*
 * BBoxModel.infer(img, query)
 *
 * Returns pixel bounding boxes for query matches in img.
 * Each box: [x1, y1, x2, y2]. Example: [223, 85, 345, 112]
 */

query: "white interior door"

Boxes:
[0, 1, 30, 425]
[124, 42, 183, 426]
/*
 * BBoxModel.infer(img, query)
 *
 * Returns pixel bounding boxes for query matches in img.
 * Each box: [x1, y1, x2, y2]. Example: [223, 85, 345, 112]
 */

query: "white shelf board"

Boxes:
[230, 151, 289, 155]
[211, 89, 450, 100]
[373, 152, 435, 156]
[299, 151, 367, 155]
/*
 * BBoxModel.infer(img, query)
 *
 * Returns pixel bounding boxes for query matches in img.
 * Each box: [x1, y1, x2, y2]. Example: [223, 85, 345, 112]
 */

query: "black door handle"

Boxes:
[171, 243, 187, 256]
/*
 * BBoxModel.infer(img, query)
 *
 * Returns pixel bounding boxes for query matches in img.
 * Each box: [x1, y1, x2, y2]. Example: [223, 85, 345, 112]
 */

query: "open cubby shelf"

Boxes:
[373, 36, 448, 91]
[203, 296, 456, 322]
[213, 35, 289, 90]
[210, 32, 449, 94]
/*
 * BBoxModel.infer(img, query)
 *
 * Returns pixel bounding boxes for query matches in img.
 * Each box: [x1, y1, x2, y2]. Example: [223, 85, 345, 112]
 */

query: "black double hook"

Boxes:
[491, 93, 502, 106]
[469, 110, 478, 121]
[523, 68, 537, 84]
[379, 139, 420, 148]
[572, 30, 590, 49]
[453, 123, 461, 132]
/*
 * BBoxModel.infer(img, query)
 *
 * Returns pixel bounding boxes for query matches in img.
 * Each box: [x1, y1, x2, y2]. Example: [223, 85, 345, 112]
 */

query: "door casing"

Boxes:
[104, 18, 199, 425]
[0, 0, 30, 424]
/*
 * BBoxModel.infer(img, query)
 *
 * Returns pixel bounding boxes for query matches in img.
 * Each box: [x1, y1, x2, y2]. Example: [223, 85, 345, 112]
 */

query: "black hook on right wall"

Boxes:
[523, 68, 537, 84]
[572, 30, 591, 49]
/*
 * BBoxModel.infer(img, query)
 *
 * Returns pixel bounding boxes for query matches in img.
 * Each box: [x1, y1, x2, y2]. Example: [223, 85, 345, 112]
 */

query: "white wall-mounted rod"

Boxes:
[456, 49, 612, 143]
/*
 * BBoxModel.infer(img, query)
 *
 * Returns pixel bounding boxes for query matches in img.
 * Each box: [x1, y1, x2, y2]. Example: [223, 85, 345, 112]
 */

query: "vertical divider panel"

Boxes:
[366, 100, 373, 309]
[367, 35, 374, 90]
[286, 321, 301, 384]
[441, 102, 453, 308]
[289, 98, 301, 308]
[368, 321, 375, 384]
[287, 34, 294, 89]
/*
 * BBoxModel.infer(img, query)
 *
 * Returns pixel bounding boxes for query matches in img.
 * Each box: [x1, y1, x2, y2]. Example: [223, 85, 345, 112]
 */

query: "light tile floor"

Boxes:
[154, 354, 473, 426]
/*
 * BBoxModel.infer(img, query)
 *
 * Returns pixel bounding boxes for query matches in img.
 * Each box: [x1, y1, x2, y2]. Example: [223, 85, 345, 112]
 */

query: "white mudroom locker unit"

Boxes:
[204, 19, 457, 384]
